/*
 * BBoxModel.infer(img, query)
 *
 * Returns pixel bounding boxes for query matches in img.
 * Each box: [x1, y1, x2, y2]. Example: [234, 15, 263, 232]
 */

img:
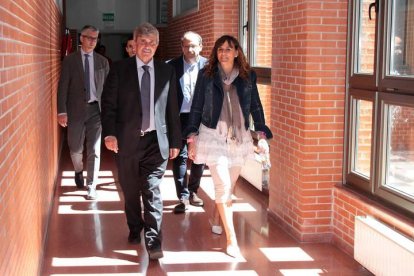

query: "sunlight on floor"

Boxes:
[260, 247, 314, 262]
[279, 269, 325, 275]
[160, 250, 246, 264]
[50, 272, 145, 276]
[62, 170, 115, 177]
[58, 205, 124, 214]
[52, 256, 138, 266]
[112, 250, 138, 256]
[167, 271, 258, 276]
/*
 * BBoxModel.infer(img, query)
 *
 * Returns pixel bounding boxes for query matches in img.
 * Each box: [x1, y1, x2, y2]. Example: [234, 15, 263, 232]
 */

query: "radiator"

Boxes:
[354, 216, 414, 276]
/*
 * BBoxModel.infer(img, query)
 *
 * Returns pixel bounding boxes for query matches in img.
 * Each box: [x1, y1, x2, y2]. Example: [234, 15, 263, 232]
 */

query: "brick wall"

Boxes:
[333, 186, 414, 255]
[165, 0, 239, 60]
[0, 1, 62, 275]
[269, 0, 348, 242]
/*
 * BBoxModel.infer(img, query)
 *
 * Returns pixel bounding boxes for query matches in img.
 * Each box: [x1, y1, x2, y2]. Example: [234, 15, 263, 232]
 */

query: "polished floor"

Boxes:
[41, 145, 373, 275]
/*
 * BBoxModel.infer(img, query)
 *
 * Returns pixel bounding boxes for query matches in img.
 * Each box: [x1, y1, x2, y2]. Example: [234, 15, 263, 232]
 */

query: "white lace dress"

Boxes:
[193, 83, 255, 167]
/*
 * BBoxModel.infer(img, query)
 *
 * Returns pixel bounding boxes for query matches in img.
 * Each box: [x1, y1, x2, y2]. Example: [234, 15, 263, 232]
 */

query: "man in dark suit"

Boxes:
[57, 25, 110, 200]
[168, 31, 208, 213]
[101, 22, 181, 260]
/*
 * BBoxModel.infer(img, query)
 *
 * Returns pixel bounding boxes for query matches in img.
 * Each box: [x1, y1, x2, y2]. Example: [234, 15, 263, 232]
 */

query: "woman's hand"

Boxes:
[257, 139, 269, 154]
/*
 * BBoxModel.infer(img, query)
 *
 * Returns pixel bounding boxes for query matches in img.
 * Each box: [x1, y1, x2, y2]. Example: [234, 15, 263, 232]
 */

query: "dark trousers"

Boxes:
[116, 132, 167, 249]
[172, 113, 205, 200]
[67, 102, 101, 186]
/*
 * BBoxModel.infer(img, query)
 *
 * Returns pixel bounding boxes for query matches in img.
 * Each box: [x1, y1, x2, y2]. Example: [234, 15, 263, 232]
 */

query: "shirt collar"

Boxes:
[183, 56, 198, 71]
[136, 57, 154, 70]
[81, 49, 93, 57]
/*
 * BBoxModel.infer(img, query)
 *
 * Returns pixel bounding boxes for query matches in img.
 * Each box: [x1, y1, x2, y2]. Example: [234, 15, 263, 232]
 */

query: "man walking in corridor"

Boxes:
[57, 25, 110, 200]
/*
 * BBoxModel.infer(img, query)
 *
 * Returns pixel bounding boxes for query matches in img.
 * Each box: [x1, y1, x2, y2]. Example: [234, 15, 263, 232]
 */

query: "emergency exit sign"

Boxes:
[102, 13, 114, 22]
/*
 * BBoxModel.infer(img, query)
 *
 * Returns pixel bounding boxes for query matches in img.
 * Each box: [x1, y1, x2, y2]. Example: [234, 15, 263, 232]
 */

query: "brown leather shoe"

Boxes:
[189, 193, 204, 206]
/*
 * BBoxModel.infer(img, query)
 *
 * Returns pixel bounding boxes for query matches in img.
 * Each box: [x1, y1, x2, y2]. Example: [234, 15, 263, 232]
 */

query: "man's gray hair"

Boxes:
[134, 22, 159, 43]
[81, 25, 99, 34]
[182, 31, 202, 46]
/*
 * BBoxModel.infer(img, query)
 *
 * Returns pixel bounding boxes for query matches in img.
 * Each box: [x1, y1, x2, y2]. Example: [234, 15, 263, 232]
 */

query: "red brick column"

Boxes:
[269, 0, 348, 242]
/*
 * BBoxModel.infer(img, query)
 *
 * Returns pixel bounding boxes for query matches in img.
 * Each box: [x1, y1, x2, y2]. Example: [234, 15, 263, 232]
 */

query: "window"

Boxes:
[239, 0, 272, 83]
[148, 0, 168, 25]
[346, 0, 414, 214]
[173, 0, 198, 17]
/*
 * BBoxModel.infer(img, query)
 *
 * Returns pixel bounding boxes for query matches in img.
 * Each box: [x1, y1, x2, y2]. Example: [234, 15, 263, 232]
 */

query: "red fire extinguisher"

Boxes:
[61, 28, 73, 60]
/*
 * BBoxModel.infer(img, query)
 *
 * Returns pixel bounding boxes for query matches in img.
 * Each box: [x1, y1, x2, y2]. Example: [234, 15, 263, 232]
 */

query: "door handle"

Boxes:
[369, 0, 379, 20]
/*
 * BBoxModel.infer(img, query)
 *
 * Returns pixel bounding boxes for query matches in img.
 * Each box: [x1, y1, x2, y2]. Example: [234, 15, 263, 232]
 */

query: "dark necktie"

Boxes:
[84, 54, 90, 101]
[141, 65, 150, 131]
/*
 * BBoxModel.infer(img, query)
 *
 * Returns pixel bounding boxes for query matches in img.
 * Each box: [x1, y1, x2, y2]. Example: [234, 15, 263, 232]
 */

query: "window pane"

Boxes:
[356, 0, 376, 74]
[173, 0, 198, 16]
[353, 99, 373, 177]
[385, 105, 414, 198]
[252, 0, 272, 67]
[389, 0, 414, 76]
[240, 0, 248, 55]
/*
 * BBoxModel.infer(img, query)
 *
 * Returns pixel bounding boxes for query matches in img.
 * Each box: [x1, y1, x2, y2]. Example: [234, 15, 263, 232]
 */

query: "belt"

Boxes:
[140, 130, 155, 136]
[88, 101, 98, 105]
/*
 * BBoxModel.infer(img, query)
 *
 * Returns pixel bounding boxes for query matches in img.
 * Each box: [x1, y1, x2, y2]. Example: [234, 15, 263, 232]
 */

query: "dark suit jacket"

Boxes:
[57, 51, 109, 122]
[101, 57, 182, 159]
[167, 55, 208, 110]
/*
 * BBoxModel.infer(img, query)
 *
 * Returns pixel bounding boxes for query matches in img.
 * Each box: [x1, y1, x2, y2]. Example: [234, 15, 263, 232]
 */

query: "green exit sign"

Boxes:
[102, 13, 114, 22]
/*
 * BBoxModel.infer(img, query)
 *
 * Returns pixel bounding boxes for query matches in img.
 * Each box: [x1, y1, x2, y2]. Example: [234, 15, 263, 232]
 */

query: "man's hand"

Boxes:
[57, 114, 68, 127]
[187, 141, 196, 160]
[104, 136, 119, 153]
[169, 148, 180, 159]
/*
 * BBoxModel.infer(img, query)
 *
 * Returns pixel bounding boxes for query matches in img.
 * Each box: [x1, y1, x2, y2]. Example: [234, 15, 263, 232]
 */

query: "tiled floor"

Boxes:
[41, 145, 372, 275]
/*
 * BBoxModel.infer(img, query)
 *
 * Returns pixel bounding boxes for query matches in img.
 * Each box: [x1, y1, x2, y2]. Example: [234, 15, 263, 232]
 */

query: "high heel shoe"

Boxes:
[226, 244, 241, 258]
[209, 219, 223, 235]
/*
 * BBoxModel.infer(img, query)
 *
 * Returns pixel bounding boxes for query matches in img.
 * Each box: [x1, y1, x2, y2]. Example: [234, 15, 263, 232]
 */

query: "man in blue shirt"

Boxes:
[168, 31, 208, 213]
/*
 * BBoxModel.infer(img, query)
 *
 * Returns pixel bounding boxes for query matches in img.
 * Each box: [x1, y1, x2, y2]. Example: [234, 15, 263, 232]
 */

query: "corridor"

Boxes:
[41, 145, 372, 275]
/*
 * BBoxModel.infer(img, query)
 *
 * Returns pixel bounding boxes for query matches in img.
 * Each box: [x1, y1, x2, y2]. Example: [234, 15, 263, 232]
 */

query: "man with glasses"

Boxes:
[101, 22, 181, 260]
[167, 31, 207, 213]
[57, 25, 110, 200]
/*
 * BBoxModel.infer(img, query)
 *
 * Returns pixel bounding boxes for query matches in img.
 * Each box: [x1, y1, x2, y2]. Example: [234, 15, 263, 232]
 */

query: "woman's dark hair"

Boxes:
[205, 35, 250, 79]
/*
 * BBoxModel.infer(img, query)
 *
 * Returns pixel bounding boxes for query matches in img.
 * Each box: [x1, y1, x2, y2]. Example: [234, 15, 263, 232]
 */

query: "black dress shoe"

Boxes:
[148, 247, 164, 260]
[173, 199, 189, 214]
[128, 231, 141, 244]
[74, 171, 84, 189]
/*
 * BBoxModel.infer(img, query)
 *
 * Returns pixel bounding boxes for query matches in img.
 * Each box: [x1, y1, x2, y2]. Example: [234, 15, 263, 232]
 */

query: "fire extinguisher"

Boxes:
[61, 28, 73, 60]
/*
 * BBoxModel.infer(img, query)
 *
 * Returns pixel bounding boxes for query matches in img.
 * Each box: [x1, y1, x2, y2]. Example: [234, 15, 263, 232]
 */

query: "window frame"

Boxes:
[375, 92, 414, 213]
[345, 89, 376, 193]
[172, 0, 198, 18]
[346, 0, 414, 215]
[239, 0, 271, 84]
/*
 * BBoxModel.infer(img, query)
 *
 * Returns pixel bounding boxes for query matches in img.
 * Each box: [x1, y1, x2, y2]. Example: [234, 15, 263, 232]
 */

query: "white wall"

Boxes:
[66, 0, 153, 62]
[66, 0, 149, 33]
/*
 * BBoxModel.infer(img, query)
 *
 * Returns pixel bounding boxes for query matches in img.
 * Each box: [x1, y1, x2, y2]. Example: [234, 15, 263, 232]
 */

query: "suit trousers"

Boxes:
[172, 113, 205, 200]
[116, 131, 167, 249]
[67, 102, 101, 187]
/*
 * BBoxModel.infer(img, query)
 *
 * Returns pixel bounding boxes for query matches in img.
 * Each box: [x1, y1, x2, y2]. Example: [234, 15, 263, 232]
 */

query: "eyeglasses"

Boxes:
[81, 35, 99, 42]
[182, 44, 200, 49]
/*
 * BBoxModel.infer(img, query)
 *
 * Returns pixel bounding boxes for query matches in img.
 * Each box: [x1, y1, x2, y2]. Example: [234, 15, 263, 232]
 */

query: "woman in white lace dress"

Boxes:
[185, 35, 272, 257]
